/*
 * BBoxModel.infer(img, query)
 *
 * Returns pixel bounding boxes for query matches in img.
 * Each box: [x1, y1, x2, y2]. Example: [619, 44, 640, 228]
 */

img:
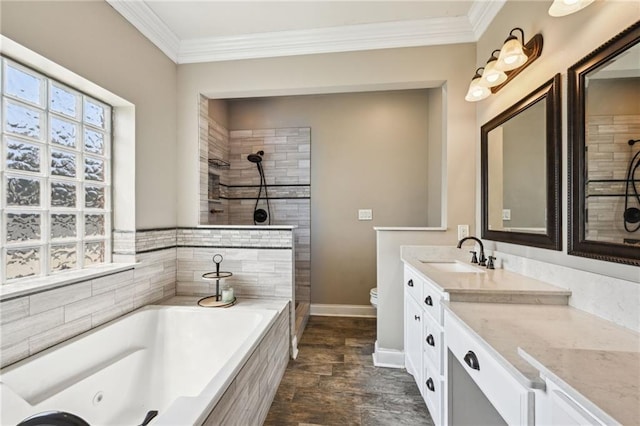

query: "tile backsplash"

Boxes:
[494, 250, 640, 332]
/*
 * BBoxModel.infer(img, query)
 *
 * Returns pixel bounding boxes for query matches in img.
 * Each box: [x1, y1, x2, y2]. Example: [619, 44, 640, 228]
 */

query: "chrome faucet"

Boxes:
[457, 237, 487, 266]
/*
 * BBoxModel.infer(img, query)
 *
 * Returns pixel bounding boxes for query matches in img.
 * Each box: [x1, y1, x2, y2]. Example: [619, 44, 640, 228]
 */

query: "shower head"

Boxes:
[247, 151, 264, 163]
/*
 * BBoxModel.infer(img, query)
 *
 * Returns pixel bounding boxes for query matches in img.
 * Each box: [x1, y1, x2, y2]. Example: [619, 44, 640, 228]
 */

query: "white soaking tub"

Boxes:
[0, 305, 279, 426]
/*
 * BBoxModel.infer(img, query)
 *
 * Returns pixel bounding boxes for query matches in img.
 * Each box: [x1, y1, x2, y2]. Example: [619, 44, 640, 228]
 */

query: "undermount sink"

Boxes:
[419, 260, 486, 273]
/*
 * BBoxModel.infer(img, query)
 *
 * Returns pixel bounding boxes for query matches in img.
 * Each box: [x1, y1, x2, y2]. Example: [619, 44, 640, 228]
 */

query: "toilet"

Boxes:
[370, 287, 378, 308]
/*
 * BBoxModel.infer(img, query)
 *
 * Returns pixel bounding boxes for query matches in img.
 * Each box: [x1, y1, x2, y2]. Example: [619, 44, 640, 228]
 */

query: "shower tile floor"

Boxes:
[264, 316, 434, 426]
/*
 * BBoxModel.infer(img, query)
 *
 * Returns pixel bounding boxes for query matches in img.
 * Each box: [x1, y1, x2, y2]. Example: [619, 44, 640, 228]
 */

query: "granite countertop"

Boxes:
[402, 255, 571, 303]
[445, 301, 640, 426]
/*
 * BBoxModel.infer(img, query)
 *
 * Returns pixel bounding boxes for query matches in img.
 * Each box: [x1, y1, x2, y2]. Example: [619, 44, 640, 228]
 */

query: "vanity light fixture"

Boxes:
[465, 67, 491, 102]
[465, 28, 543, 102]
[495, 28, 529, 71]
[548, 0, 595, 17]
[479, 50, 508, 87]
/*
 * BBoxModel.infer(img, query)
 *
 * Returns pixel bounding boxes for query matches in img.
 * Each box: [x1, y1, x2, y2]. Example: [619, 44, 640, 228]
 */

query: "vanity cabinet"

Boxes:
[536, 377, 606, 426]
[445, 310, 534, 425]
[404, 264, 447, 425]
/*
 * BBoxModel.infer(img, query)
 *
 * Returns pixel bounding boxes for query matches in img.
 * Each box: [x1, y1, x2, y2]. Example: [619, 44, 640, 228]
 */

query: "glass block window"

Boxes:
[1, 57, 112, 282]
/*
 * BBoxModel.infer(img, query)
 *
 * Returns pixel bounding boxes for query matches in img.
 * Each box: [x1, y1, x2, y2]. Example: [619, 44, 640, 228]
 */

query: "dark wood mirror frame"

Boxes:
[481, 74, 562, 250]
[568, 21, 640, 266]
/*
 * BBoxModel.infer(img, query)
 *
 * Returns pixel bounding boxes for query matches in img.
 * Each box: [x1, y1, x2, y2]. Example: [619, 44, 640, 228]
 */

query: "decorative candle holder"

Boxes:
[198, 254, 236, 308]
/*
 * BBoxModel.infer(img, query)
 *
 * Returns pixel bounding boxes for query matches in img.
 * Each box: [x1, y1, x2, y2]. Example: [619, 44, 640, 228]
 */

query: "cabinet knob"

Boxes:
[424, 295, 433, 306]
[407, 279, 414, 287]
[414, 315, 421, 321]
[463, 350, 480, 371]
[426, 334, 435, 346]
[426, 378, 435, 392]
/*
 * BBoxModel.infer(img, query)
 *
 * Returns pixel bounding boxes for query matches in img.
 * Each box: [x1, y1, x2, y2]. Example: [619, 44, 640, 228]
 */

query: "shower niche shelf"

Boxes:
[208, 158, 230, 169]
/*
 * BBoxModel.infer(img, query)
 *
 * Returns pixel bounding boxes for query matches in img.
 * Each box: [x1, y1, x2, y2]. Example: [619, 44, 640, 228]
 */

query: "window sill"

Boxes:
[0, 263, 137, 301]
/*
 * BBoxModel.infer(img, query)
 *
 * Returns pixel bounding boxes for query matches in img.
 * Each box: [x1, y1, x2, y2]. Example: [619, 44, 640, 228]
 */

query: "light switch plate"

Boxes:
[358, 209, 373, 221]
[502, 209, 511, 220]
[457, 225, 469, 240]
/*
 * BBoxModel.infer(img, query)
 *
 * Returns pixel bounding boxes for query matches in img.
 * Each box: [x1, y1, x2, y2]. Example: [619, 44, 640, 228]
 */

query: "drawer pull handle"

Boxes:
[464, 350, 480, 371]
[426, 378, 435, 392]
[407, 279, 414, 287]
[414, 315, 421, 321]
[424, 295, 433, 306]
[426, 334, 435, 346]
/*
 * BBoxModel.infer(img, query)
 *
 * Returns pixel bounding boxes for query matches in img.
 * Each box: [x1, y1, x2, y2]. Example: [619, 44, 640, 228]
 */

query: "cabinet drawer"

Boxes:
[422, 280, 443, 324]
[404, 265, 423, 303]
[423, 319, 444, 375]
[423, 361, 443, 426]
[445, 311, 534, 426]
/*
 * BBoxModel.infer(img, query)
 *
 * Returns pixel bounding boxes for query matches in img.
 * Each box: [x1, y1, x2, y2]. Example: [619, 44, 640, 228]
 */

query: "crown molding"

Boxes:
[106, 0, 180, 62]
[178, 17, 475, 63]
[107, 0, 503, 64]
[468, 0, 507, 40]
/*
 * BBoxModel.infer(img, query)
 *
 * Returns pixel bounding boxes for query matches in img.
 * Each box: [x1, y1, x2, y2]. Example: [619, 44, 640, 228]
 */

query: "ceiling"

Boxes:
[106, 0, 506, 64]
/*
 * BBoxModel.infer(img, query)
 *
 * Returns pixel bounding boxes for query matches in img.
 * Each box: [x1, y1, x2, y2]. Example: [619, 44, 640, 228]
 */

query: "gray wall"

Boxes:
[1, 0, 178, 229]
[177, 43, 477, 306]
[227, 90, 433, 304]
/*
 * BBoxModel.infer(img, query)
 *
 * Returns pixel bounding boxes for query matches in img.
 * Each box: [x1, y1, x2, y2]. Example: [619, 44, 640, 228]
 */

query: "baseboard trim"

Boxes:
[310, 303, 376, 318]
[291, 335, 299, 360]
[372, 341, 405, 368]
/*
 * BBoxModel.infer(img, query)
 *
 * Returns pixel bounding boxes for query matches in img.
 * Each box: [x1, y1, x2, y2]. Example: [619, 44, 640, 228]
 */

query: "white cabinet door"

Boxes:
[404, 294, 423, 388]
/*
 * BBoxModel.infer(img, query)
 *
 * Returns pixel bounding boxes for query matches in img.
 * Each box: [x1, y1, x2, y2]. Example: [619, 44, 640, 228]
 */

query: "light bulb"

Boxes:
[479, 59, 507, 88]
[549, 0, 595, 17]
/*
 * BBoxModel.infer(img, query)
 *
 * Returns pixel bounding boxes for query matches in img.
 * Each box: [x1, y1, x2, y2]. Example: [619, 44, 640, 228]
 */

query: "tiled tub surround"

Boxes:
[175, 227, 294, 313]
[0, 247, 176, 368]
[1, 226, 296, 368]
[1, 299, 290, 426]
[202, 299, 290, 426]
[176, 247, 293, 299]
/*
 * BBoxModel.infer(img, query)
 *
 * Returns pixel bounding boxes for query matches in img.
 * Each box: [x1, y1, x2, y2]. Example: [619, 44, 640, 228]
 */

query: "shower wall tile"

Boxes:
[586, 114, 640, 243]
[227, 127, 311, 303]
[200, 95, 231, 225]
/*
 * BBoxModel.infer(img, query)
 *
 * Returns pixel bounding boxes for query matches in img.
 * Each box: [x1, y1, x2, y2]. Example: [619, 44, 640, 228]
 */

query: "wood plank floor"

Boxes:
[264, 316, 434, 426]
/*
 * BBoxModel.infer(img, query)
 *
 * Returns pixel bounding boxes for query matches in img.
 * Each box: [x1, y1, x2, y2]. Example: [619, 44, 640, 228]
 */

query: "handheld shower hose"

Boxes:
[623, 139, 640, 232]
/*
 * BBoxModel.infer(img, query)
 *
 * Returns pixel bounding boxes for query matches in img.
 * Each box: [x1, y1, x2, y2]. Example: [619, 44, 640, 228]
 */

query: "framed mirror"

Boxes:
[568, 21, 640, 266]
[481, 74, 562, 250]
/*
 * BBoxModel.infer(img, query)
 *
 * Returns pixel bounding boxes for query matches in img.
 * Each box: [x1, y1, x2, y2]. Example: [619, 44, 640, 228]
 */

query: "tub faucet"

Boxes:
[457, 237, 487, 266]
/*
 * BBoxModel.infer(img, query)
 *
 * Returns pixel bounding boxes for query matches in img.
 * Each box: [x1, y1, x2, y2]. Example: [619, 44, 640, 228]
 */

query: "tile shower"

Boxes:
[199, 95, 311, 330]
[586, 113, 640, 243]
